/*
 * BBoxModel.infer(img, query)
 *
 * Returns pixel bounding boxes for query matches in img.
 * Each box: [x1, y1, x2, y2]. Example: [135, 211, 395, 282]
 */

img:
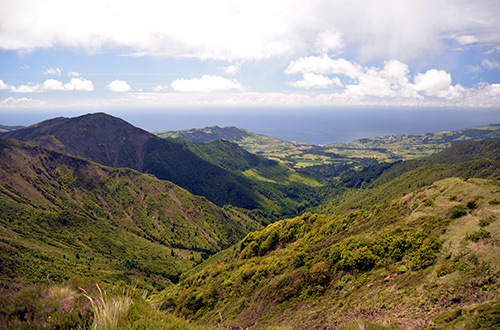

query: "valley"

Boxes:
[1, 113, 499, 329]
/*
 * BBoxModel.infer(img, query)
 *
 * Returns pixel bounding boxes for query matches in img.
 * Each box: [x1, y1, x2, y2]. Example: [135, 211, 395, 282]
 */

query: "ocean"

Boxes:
[120, 107, 500, 145]
[3, 107, 500, 145]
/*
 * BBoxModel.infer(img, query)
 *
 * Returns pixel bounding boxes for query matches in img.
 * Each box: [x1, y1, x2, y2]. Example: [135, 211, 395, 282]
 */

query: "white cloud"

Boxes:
[413, 69, 452, 96]
[466, 65, 482, 73]
[42, 79, 65, 90]
[289, 73, 342, 89]
[43, 67, 62, 75]
[68, 71, 80, 77]
[9, 78, 94, 93]
[153, 85, 169, 92]
[412, 69, 467, 99]
[452, 35, 479, 45]
[107, 80, 132, 92]
[344, 61, 417, 98]
[10, 83, 42, 93]
[223, 63, 241, 75]
[0, 79, 10, 90]
[285, 55, 467, 100]
[0, 97, 41, 108]
[171, 75, 243, 92]
[64, 78, 94, 91]
[1, 1, 499, 62]
[285, 54, 363, 78]
[482, 59, 500, 70]
[314, 30, 343, 54]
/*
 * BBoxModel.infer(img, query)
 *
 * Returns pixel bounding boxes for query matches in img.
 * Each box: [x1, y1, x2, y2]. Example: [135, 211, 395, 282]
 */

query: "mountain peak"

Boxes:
[0, 112, 152, 170]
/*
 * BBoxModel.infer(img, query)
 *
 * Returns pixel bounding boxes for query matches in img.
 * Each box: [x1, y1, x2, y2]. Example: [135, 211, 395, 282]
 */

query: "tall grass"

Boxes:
[81, 284, 132, 330]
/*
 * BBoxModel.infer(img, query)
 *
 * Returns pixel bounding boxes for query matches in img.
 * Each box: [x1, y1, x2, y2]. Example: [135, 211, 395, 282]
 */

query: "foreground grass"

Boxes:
[0, 278, 215, 330]
[155, 177, 500, 329]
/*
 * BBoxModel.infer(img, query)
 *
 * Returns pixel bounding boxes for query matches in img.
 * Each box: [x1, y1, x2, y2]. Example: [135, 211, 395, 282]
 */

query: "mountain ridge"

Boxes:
[0, 113, 284, 214]
[0, 138, 262, 287]
[156, 123, 500, 168]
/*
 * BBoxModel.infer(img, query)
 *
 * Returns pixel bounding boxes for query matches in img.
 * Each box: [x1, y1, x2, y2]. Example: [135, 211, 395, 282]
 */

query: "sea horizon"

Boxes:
[2, 107, 500, 145]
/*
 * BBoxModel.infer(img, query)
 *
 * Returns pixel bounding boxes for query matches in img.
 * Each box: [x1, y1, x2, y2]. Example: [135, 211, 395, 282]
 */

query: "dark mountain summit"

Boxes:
[0, 113, 264, 210]
[0, 113, 151, 170]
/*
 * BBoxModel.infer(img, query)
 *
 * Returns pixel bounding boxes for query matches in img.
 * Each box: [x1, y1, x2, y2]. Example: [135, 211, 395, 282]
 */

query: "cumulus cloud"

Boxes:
[42, 79, 65, 91]
[0, 79, 10, 90]
[1, 0, 499, 62]
[223, 63, 241, 75]
[64, 78, 94, 91]
[171, 75, 243, 92]
[413, 69, 452, 95]
[9, 78, 94, 93]
[43, 67, 62, 75]
[285, 54, 363, 78]
[0, 97, 40, 108]
[482, 59, 500, 70]
[314, 30, 343, 54]
[153, 85, 169, 92]
[288, 73, 342, 89]
[285, 54, 469, 100]
[10, 83, 42, 93]
[107, 80, 132, 92]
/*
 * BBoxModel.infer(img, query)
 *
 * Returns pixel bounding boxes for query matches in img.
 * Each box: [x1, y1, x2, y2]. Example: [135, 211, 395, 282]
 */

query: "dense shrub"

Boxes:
[450, 204, 468, 219]
[465, 229, 491, 242]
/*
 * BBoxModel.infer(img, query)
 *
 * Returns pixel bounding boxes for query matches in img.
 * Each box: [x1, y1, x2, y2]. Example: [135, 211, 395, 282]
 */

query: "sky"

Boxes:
[0, 0, 500, 121]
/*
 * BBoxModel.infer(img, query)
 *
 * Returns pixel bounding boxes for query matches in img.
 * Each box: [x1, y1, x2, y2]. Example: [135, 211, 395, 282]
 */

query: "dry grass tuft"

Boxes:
[81, 284, 132, 330]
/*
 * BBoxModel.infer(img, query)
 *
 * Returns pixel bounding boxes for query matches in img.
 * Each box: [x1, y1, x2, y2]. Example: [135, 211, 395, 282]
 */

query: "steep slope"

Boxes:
[318, 139, 500, 215]
[155, 125, 314, 166]
[0, 113, 285, 212]
[0, 113, 150, 170]
[0, 139, 261, 288]
[0, 124, 25, 133]
[157, 177, 500, 329]
[155, 125, 255, 144]
[156, 124, 500, 168]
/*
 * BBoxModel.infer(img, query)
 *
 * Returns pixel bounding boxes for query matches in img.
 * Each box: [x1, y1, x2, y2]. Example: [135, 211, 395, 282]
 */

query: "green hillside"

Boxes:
[0, 124, 25, 133]
[2, 114, 500, 329]
[156, 177, 500, 329]
[318, 139, 500, 215]
[0, 139, 261, 289]
[0, 113, 315, 219]
[155, 125, 314, 166]
[156, 123, 500, 169]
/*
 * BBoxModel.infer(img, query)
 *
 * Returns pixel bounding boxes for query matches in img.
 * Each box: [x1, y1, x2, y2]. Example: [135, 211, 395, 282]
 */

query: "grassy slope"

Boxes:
[0, 139, 261, 289]
[0, 114, 282, 214]
[0, 124, 25, 133]
[155, 124, 500, 168]
[318, 139, 500, 215]
[156, 177, 500, 329]
[1, 114, 320, 220]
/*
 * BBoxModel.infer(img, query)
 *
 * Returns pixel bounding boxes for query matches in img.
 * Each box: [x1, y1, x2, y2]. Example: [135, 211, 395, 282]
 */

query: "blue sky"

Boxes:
[0, 0, 499, 117]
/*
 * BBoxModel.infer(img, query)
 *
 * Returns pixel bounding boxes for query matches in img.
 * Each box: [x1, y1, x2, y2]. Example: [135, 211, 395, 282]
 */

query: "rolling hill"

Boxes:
[0, 113, 318, 219]
[156, 123, 500, 168]
[156, 176, 500, 329]
[2, 114, 500, 329]
[317, 139, 500, 215]
[0, 139, 262, 288]
[0, 124, 25, 133]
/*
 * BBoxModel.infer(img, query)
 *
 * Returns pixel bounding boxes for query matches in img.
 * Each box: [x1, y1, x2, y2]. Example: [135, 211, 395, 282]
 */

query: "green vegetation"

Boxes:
[316, 139, 500, 215]
[0, 139, 261, 289]
[0, 124, 25, 133]
[157, 178, 500, 329]
[2, 115, 500, 329]
[0, 278, 217, 330]
[155, 124, 500, 169]
[0, 114, 322, 222]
